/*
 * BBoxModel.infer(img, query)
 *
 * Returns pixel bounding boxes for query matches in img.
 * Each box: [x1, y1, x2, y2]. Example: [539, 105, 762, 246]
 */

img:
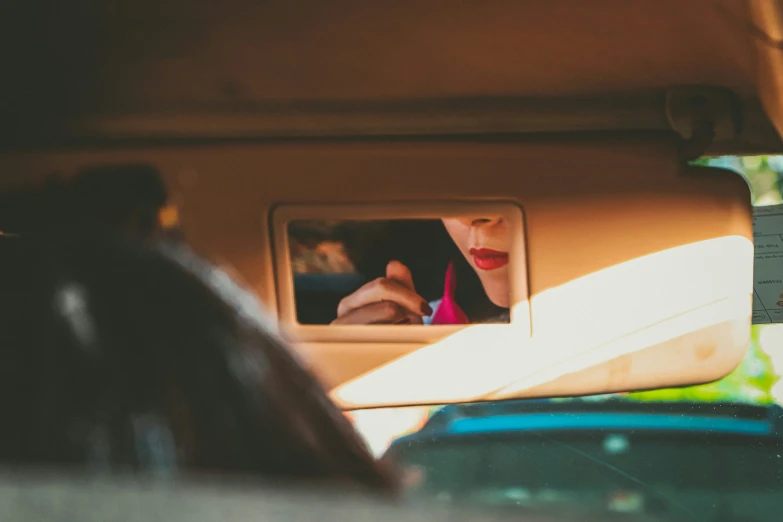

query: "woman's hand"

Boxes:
[331, 261, 432, 325]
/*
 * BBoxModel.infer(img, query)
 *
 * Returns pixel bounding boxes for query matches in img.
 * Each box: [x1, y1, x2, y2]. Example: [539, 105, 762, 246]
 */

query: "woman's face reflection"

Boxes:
[441, 216, 511, 307]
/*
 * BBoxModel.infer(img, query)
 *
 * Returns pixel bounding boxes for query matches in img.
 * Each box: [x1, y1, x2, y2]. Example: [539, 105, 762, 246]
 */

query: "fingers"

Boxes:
[337, 276, 431, 318]
[386, 260, 415, 291]
[333, 261, 430, 325]
[332, 300, 417, 325]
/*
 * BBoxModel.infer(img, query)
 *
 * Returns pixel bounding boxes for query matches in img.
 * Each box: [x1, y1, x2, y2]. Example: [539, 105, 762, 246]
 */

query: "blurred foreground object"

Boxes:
[0, 473, 665, 522]
[0, 237, 394, 492]
[0, 164, 178, 241]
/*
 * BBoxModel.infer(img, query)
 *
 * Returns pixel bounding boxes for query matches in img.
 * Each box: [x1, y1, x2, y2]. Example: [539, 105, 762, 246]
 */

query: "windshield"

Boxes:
[349, 155, 783, 520]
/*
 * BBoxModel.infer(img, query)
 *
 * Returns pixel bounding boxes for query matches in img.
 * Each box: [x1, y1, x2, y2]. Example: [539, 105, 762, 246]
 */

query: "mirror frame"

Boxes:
[272, 201, 530, 343]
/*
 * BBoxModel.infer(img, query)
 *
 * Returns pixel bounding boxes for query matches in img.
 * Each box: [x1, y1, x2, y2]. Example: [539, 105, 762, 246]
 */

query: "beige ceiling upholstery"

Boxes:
[0, 0, 756, 103]
[0, 0, 778, 148]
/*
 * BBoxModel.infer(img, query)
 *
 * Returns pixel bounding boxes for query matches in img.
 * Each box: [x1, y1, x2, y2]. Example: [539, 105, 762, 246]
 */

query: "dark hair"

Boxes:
[69, 163, 170, 238]
[345, 220, 509, 323]
[0, 237, 396, 492]
[0, 164, 172, 240]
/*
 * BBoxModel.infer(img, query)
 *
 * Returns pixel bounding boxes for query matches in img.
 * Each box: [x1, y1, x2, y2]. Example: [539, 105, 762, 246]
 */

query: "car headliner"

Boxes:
[1, 0, 782, 151]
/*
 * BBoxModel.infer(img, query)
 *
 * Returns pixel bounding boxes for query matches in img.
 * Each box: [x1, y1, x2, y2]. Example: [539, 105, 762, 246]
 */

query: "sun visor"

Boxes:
[0, 137, 754, 408]
[322, 161, 752, 407]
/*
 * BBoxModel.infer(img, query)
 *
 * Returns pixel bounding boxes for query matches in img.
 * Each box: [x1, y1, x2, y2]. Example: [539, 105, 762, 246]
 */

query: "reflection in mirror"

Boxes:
[288, 218, 512, 325]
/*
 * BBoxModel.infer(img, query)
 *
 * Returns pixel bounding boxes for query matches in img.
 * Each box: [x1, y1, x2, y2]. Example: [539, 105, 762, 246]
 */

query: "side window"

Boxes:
[695, 155, 782, 206]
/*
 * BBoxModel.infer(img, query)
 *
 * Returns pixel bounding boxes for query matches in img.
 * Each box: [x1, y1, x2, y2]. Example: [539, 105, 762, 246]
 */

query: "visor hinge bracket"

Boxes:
[665, 86, 741, 160]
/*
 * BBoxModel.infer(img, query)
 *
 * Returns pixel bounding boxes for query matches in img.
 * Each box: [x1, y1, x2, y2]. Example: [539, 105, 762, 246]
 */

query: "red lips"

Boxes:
[469, 248, 509, 270]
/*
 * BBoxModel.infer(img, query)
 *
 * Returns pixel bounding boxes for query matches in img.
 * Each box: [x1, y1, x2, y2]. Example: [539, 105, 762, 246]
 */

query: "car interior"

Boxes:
[2, 1, 783, 521]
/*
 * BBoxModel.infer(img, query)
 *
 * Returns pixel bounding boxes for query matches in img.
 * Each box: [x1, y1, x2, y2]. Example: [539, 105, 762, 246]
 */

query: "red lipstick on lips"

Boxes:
[469, 248, 509, 270]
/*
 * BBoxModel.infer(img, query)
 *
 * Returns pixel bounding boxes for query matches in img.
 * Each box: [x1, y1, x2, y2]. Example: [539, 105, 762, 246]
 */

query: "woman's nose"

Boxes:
[470, 216, 502, 227]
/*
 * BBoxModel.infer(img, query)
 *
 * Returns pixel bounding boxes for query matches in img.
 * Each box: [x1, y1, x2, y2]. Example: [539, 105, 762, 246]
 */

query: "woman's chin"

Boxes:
[486, 291, 510, 309]
[493, 300, 511, 309]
